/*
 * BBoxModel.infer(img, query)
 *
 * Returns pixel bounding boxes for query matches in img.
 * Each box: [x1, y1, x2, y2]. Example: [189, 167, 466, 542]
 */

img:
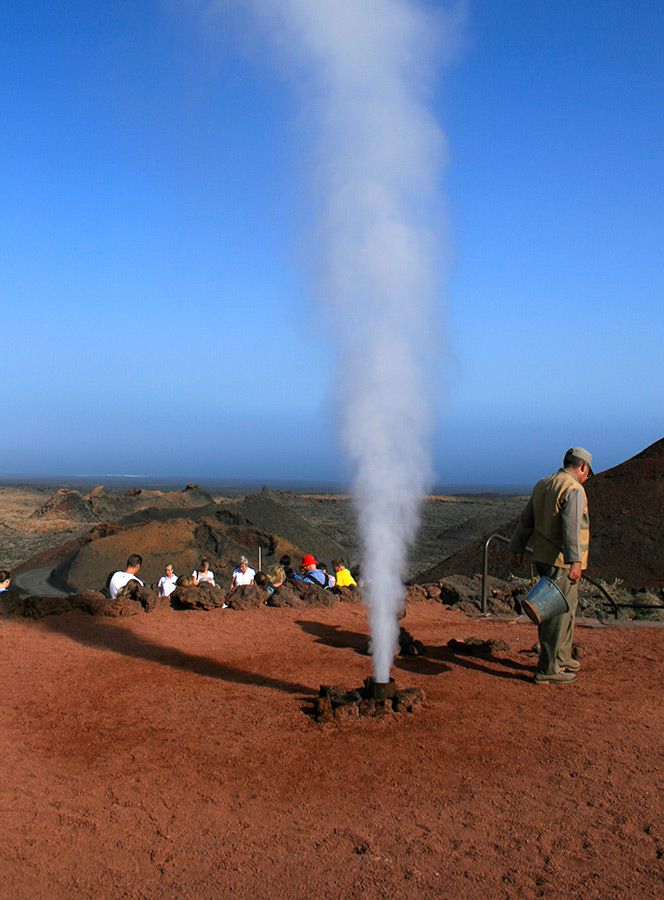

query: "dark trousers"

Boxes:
[535, 563, 579, 674]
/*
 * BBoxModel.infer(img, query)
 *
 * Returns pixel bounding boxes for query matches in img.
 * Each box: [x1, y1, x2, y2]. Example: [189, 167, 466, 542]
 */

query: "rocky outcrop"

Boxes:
[84, 484, 214, 522]
[265, 584, 302, 608]
[114, 580, 160, 612]
[226, 584, 266, 611]
[28, 484, 215, 528]
[171, 582, 226, 611]
[266, 579, 358, 610]
[30, 490, 97, 523]
[11, 590, 157, 619]
[405, 576, 520, 616]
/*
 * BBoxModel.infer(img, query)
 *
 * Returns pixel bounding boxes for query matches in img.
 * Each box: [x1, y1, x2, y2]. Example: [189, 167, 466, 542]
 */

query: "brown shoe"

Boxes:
[534, 671, 577, 684]
[558, 659, 581, 672]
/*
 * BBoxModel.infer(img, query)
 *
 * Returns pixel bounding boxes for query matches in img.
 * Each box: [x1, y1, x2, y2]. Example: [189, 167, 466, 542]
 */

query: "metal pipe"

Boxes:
[580, 573, 616, 613]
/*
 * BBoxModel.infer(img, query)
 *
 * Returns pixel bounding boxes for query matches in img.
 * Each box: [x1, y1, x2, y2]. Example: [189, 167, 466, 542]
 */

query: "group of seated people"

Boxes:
[107, 553, 357, 600]
[242, 554, 358, 597]
[281, 554, 357, 590]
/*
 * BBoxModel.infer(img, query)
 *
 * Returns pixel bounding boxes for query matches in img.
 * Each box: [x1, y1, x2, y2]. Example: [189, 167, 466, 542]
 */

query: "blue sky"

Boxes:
[2, 0, 663, 486]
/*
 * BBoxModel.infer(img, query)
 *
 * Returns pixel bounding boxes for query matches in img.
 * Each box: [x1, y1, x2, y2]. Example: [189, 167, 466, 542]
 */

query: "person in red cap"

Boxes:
[299, 554, 330, 588]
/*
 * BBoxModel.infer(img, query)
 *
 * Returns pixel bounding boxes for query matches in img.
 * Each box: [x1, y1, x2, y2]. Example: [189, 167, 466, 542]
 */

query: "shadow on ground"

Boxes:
[37, 612, 314, 696]
[296, 619, 534, 681]
[295, 619, 369, 655]
[425, 644, 535, 683]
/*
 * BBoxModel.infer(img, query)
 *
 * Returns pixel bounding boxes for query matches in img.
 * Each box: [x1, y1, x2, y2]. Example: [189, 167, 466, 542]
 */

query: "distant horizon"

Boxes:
[0, 473, 532, 496]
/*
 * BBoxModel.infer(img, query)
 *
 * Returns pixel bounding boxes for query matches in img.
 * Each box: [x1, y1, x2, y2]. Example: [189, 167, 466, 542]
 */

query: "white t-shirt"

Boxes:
[232, 566, 255, 586]
[158, 574, 178, 597]
[193, 569, 215, 586]
[109, 571, 144, 599]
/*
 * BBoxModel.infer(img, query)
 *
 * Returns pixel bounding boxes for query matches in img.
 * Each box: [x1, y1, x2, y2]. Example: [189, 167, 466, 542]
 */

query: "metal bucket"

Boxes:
[521, 576, 569, 625]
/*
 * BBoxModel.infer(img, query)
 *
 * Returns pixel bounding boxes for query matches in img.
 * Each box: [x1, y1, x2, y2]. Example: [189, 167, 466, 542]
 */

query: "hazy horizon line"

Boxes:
[0, 473, 531, 496]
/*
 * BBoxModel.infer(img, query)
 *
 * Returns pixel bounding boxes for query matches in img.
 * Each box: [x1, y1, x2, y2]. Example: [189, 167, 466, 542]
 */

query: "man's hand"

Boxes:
[510, 552, 523, 569]
[568, 562, 582, 583]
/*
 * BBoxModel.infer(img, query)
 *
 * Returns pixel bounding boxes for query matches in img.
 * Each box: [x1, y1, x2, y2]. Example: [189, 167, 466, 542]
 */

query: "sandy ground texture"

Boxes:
[1, 600, 662, 899]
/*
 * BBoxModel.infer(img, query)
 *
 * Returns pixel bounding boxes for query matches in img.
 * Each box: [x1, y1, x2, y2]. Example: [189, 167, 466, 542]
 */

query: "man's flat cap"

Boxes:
[568, 446, 593, 475]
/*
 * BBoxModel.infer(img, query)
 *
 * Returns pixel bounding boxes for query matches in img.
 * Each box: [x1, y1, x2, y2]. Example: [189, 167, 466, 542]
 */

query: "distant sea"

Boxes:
[0, 474, 530, 496]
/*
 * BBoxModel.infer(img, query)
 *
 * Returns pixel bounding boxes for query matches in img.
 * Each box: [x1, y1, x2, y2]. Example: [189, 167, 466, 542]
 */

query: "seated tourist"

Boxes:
[279, 554, 296, 581]
[158, 563, 178, 597]
[332, 558, 357, 587]
[318, 562, 335, 587]
[300, 554, 330, 588]
[230, 556, 255, 589]
[0, 569, 11, 592]
[267, 565, 286, 597]
[109, 554, 144, 599]
[192, 558, 215, 586]
[254, 571, 269, 589]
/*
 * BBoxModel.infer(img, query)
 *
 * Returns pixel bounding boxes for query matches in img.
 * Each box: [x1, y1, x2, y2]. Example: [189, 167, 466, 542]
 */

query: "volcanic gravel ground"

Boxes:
[1, 602, 662, 898]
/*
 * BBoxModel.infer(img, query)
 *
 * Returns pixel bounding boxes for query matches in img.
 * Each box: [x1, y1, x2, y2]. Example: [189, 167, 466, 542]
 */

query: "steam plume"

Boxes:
[248, 0, 458, 681]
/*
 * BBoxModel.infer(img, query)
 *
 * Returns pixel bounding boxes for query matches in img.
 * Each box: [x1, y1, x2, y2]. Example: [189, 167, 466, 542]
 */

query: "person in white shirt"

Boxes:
[0, 569, 11, 593]
[158, 563, 178, 597]
[230, 556, 255, 590]
[108, 554, 144, 599]
[192, 558, 215, 586]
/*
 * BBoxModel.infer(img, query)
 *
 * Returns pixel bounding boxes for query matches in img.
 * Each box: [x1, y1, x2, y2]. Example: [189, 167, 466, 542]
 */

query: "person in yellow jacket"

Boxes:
[509, 447, 593, 684]
[331, 558, 357, 587]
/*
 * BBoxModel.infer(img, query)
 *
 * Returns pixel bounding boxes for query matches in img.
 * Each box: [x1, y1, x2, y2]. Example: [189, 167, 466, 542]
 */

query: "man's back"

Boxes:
[304, 568, 329, 588]
[109, 570, 143, 599]
[530, 469, 589, 569]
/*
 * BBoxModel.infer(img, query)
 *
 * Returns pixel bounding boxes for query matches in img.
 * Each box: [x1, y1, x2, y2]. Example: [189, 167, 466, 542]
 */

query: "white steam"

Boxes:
[244, 0, 457, 682]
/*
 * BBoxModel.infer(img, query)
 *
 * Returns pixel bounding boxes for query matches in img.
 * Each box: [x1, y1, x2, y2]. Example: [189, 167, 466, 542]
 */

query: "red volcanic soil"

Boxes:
[1, 601, 662, 898]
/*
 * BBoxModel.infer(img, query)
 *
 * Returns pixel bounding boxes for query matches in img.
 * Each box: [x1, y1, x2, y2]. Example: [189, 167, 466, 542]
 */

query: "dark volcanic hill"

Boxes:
[30, 489, 98, 523]
[29, 483, 214, 526]
[227, 494, 347, 564]
[414, 438, 664, 589]
[85, 483, 214, 520]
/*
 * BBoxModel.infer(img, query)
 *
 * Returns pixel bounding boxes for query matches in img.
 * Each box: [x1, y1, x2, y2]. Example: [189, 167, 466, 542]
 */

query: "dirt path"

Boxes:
[1, 602, 662, 898]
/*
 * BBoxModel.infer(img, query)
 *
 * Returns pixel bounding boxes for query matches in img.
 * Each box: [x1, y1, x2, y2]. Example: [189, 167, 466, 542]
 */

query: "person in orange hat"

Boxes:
[300, 553, 330, 588]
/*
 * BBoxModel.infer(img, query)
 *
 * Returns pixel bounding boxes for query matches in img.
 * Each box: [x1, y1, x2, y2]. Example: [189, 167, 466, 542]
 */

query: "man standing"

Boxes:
[509, 447, 593, 684]
[108, 554, 144, 599]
